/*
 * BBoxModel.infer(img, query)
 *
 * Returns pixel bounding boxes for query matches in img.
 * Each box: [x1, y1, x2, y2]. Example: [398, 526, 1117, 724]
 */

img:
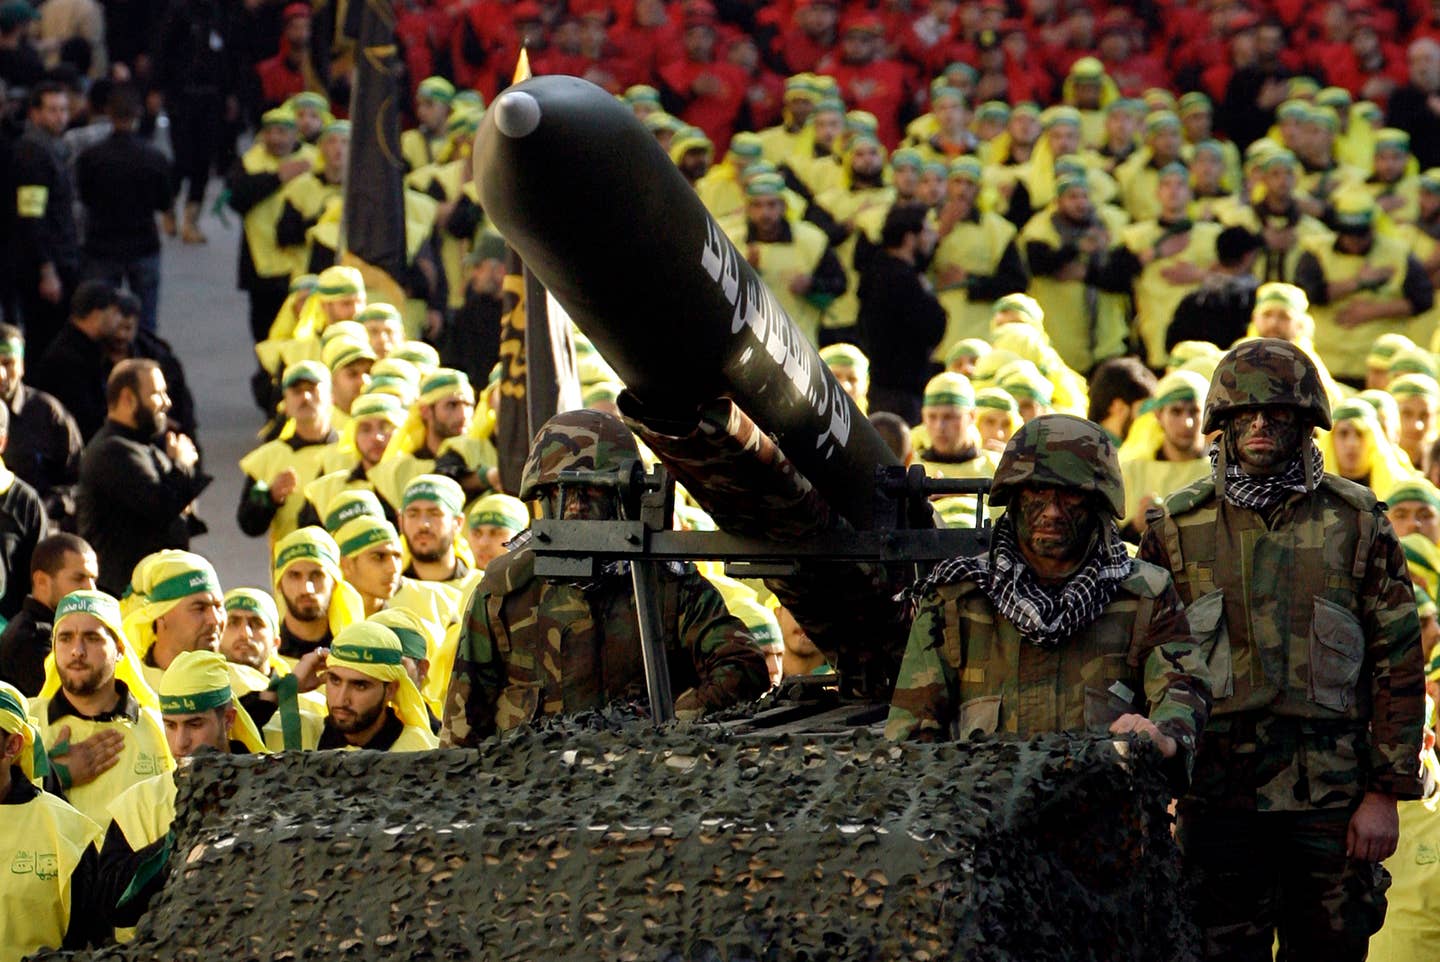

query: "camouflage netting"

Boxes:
[38, 725, 1197, 962]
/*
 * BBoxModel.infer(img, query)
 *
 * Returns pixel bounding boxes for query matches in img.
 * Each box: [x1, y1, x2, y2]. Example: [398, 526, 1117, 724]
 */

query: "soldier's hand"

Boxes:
[1108, 714, 1177, 758]
[1347, 791, 1400, 862]
[50, 726, 124, 787]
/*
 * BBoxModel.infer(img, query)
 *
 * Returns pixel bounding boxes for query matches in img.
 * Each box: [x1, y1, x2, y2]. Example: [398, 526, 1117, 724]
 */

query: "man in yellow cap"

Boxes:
[356, 303, 405, 360]
[915, 372, 999, 481]
[34, 589, 172, 828]
[399, 474, 470, 589]
[401, 76, 455, 173]
[697, 131, 764, 224]
[465, 493, 529, 572]
[370, 368, 475, 512]
[225, 105, 315, 343]
[1, 678, 108, 956]
[1298, 191, 1436, 384]
[929, 156, 1028, 359]
[335, 515, 457, 633]
[237, 360, 338, 548]
[219, 587, 281, 676]
[756, 73, 820, 164]
[811, 135, 895, 345]
[318, 622, 438, 750]
[298, 392, 405, 528]
[1389, 373, 1440, 470]
[270, 527, 360, 662]
[1387, 479, 1440, 544]
[1117, 369, 1211, 538]
[125, 552, 225, 690]
[99, 649, 267, 939]
[323, 335, 376, 429]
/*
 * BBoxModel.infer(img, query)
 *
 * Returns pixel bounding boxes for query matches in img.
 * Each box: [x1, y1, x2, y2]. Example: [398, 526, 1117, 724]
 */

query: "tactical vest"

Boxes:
[35, 705, 174, 829]
[240, 143, 314, 280]
[1, 790, 101, 959]
[932, 212, 1019, 361]
[1151, 476, 1377, 721]
[479, 547, 685, 733]
[941, 560, 1172, 739]
[1306, 233, 1412, 381]
[1020, 206, 1131, 373]
[1122, 219, 1223, 367]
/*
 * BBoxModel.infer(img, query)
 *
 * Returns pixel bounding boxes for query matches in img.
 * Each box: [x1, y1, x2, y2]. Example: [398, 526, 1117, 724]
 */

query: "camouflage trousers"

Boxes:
[1176, 804, 1391, 962]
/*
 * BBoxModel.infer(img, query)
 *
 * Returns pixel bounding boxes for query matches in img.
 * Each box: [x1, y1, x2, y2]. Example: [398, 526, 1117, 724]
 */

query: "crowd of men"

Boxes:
[4, 0, 1440, 959]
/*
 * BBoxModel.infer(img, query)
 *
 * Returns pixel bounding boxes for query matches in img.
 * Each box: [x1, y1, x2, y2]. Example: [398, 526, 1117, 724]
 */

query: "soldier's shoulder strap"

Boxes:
[1146, 478, 1216, 581]
[1160, 477, 1216, 517]
[1121, 560, 1171, 669]
[1318, 474, 1381, 580]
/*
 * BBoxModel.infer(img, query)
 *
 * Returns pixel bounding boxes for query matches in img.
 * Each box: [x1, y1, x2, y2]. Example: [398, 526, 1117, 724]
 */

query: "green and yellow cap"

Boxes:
[335, 515, 401, 558]
[323, 488, 386, 535]
[1386, 478, 1440, 511]
[282, 359, 330, 389]
[417, 76, 456, 103]
[402, 474, 465, 516]
[224, 587, 279, 636]
[947, 156, 983, 182]
[922, 372, 975, 410]
[466, 493, 529, 533]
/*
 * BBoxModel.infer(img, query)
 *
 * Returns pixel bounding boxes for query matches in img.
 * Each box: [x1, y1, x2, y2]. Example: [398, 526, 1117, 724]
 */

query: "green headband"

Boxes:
[55, 590, 121, 627]
[0, 335, 22, 358]
[1387, 482, 1440, 511]
[275, 539, 338, 572]
[403, 478, 464, 516]
[387, 626, 428, 662]
[283, 360, 330, 388]
[339, 521, 400, 558]
[159, 686, 232, 716]
[330, 641, 404, 666]
[1143, 386, 1201, 414]
[326, 497, 382, 534]
[149, 568, 222, 604]
[224, 590, 278, 634]
[0, 687, 27, 726]
[923, 389, 974, 409]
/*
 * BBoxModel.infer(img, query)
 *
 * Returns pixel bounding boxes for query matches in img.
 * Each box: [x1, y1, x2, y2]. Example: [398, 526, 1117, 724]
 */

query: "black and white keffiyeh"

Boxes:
[910, 515, 1133, 649]
[1209, 440, 1324, 512]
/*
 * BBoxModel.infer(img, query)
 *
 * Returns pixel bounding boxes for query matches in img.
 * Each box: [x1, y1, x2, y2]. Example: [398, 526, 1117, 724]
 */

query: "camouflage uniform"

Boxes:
[886, 416, 1212, 787]
[440, 411, 769, 747]
[1139, 339, 1426, 961]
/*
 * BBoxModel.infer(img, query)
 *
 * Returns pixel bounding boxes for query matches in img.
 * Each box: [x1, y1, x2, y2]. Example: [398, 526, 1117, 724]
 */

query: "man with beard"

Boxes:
[33, 590, 172, 828]
[1020, 170, 1131, 374]
[298, 392, 404, 529]
[335, 514, 458, 644]
[0, 534, 96, 696]
[1395, 170, 1440, 308]
[269, 527, 356, 662]
[219, 588, 281, 677]
[1141, 340, 1426, 960]
[810, 135, 894, 347]
[1217, 149, 1332, 285]
[1118, 369, 1211, 540]
[756, 73, 820, 165]
[399, 475, 469, 589]
[30, 280, 121, 441]
[122, 552, 226, 692]
[370, 369, 475, 513]
[0, 323, 84, 526]
[885, 414, 1211, 781]
[77, 361, 210, 595]
[237, 360, 338, 549]
[313, 622, 437, 751]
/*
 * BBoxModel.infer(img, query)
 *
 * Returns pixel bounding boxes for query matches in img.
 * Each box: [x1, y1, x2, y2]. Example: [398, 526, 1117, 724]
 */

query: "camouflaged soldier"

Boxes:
[886, 414, 1212, 786]
[1139, 338, 1426, 962]
[439, 410, 770, 746]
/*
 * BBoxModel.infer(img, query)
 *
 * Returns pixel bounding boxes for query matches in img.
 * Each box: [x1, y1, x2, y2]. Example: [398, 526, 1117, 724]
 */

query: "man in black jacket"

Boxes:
[0, 322, 83, 527]
[0, 401, 46, 621]
[28, 280, 118, 440]
[857, 202, 946, 425]
[76, 359, 210, 595]
[76, 85, 172, 333]
[0, 533, 96, 695]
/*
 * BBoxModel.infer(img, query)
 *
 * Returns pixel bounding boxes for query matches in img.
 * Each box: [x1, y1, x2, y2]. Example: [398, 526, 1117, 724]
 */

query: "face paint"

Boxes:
[1014, 487, 1095, 562]
[1225, 406, 1302, 474]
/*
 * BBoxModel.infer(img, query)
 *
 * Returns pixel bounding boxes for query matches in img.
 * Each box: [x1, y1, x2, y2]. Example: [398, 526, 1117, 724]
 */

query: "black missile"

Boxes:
[473, 75, 897, 530]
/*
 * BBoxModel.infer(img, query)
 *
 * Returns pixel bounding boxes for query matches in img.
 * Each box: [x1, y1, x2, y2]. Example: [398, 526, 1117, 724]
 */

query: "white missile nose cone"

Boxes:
[494, 91, 542, 139]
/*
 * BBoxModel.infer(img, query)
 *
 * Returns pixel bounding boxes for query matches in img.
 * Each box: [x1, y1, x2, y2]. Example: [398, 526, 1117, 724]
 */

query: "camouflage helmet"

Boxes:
[518, 409, 641, 502]
[989, 414, 1124, 519]
[1203, 338, 1332, 434]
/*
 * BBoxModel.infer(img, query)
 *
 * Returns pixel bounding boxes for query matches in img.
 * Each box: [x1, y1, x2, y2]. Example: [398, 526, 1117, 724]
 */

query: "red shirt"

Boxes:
[658, 57, 749, 148]
[817, 55, 909, 147]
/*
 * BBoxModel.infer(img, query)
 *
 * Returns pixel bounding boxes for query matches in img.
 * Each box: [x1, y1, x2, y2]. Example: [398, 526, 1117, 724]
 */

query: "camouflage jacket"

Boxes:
[885, 557, 1211, 787]
[1140, 473, 1425, 810]
[440, 538, 770, 746]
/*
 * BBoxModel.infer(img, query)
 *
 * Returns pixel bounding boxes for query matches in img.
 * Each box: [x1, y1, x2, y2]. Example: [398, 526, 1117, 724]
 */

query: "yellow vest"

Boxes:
[33, 698, 174, 829]
[756, 124, 807, 165]
[1118, 453, 1211, 529]
[725, 220, 832, 346]
[1, 787, 102, 960]
[369, 452, 433, 513]
[1305, 232, 1412, 381]
[786, 152, 843, 198]
[1019, 205, 1132, 372]
[812, 184, 894, 330]
[279, 171, 342, 230]
[400, 127, 445, 173]
[930, 212, 1019, 361]
[303, 467, 372, 520]
[1397, 225, 1440, 352]
[240, 142, 315, 280]
[1365, 176, 1421, 226]
[1216, 203, 1335, 284]
[239, 437, 337, 549]
[1121, 219, 1223, 367]
[406, 160, 473, 309]
[696, 166, 746, 224]
[107, 769, 175, 853]
[1368, 789, 1440, 962]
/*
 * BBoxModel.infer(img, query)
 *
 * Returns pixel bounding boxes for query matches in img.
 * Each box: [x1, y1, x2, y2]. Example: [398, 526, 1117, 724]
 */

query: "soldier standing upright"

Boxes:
[1140, 339, 1426, 961]
[886, 413, 1211, 786]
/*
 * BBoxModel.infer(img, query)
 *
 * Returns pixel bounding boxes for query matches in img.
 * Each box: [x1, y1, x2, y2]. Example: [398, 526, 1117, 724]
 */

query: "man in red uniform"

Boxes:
[818, 14, 907, 148]
[658, 4, 747, 149]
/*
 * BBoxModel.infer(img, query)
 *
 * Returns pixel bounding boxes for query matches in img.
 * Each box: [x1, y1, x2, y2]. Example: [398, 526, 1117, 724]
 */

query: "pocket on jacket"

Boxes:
[953, 694, 1001, 740]
[1309, 597, 1364, 712]
[1187, 588, 1233, 700]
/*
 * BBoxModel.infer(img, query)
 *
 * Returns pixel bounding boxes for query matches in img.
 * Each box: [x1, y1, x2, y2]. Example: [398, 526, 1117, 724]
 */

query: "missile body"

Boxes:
[474, 76, 897, 529]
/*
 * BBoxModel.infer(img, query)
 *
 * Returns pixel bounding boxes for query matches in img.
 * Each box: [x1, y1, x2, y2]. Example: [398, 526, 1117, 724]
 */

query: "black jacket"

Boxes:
[0, 476, 47, 620]
[1165, 273, 1260, 355]
[76, 130, 172, 260]
[857, 250, 948, 393]
[0, 596, 56, 696]
[10, 122, 79, 275]
[6, 383, 84, 526]
[28, 325, 112, 441]
[77, 419, 212, 595]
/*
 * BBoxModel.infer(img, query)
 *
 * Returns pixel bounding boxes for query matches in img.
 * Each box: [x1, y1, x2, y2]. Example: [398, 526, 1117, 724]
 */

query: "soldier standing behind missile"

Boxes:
[1139, 339, 1425, 961]
[440, 411, 769, 746]
[886, 414, 1211, 793]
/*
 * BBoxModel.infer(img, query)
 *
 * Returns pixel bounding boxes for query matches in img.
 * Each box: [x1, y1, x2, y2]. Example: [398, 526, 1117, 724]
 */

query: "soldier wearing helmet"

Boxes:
[886, 414, 1211, 785]
[439, 410, 770, 746]
[1139, 338, 1425, 961]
